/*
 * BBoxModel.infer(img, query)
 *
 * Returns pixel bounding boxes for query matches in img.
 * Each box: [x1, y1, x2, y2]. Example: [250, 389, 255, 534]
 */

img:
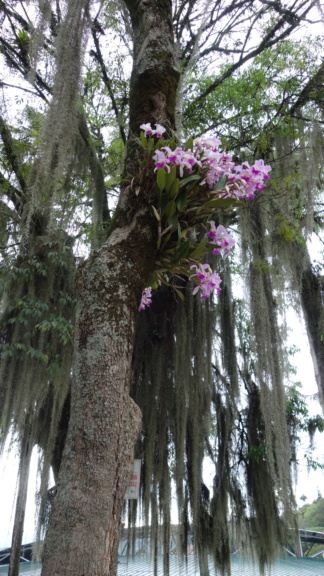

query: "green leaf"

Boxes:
[167, 213, 178, 227]
[176, 191, 187, 211]
[179, 174, 200, 188]
[213, 175, 227, 190]
[189, 239, 208, 259]
[140, 131, 147, 148]
[160, 191, 169, 216]
[164, 200, 176, 219]
[157, 168, 166, 191]
[184, 136, 193, 151]
[161, 232, 173, 249]
[147, 275, 159, 289]
[173, 287, 184, 301]
[171, 240, 191, 264]
[202, 197, 241, 211]
[147, 138, 154, 153]
[169, 177, 180, 199]
[165, 165, 177, 193]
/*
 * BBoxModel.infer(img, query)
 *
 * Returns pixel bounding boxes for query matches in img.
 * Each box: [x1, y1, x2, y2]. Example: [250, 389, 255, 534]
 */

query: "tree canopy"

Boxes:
[0, 1, 324, 576]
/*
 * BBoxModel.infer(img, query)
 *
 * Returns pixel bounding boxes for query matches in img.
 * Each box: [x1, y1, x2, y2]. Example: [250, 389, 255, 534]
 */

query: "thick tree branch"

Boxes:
[289, 61, 324, 116]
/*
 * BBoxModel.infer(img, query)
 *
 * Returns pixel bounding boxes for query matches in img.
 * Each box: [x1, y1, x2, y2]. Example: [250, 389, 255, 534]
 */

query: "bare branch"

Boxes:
[90, 26, 127, 145]
[185, 1, 317, 113]
[0, 80, 43, 98]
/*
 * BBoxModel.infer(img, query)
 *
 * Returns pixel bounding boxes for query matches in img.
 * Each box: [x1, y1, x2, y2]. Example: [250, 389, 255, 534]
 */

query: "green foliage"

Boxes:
[276, 215, 306, 246]
[299, 497, 324, 530]
[286, 383, 324, 470]
[184, 36, 324, 152]
[247, 443, 266, 463]
[0, 245, 75, 372]
[251, 259, 270, 274]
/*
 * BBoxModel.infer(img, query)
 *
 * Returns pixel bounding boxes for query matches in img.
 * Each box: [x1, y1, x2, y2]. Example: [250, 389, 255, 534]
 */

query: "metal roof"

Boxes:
[117, 555, 324, 576]
[0, 555, 323, 575]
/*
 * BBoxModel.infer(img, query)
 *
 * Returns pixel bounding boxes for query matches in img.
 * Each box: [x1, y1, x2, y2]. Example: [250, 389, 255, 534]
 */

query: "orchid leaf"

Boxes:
[179, 174, 200, 188]
[147, 276, 159, 289]
[157, 168, 166, 191]
[173, 286, 184, 301]
[169, 178, 180, 199]
[167, 213, 178, 226]
[202, 197, 241, 210]
[164, 200, 176, 219]
[189, 239, 208, 259]
[184, 136, 193, 151]
[213, 175, 227, 190]
[161, 232, 173, 249]
[171, 239, 191, 264]
[140, 132, 147, 148]
[176, 191, 187, 211]
[160, 191, 169, 216]
[148, 138, 154, 153]
[165, 165, 177, 193]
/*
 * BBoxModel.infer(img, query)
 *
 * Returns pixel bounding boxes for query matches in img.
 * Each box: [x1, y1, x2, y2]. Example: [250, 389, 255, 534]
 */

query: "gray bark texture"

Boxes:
[40, 1, 179, 575]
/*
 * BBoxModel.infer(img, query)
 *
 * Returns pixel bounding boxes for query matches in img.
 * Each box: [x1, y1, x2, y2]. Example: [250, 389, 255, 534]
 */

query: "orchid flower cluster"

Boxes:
[138, 123, 271, 311]
[189, 264, 222, 300]
[152, 133, 271, 200]
[138, 287, 152, 311]
[208, 221, 235, 256]
[140, 123, 166, 139]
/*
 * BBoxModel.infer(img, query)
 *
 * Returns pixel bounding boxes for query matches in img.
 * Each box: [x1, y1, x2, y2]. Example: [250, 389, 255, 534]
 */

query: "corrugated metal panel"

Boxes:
[0, 555, 323, 575]
[117, 555, 324, 576]
[0, 564, 40, 575]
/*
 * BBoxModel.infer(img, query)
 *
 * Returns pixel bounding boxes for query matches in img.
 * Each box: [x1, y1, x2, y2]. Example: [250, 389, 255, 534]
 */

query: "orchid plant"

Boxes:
[138, 123, 271, 311]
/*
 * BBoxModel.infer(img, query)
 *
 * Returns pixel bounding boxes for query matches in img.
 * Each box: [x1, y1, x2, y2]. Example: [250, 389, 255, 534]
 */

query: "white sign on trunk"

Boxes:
[125, 459, 141, 499]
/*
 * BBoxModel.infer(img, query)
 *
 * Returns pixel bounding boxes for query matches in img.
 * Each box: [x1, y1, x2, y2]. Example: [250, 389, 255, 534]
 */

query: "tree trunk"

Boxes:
[8, 436, 32, 576]
[40, 227, 148, 576]
[41, 2, 179, 575]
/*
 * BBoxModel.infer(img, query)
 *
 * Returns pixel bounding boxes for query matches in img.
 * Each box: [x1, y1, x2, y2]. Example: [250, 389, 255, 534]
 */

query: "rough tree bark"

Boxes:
[41, 1, 179, 575]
